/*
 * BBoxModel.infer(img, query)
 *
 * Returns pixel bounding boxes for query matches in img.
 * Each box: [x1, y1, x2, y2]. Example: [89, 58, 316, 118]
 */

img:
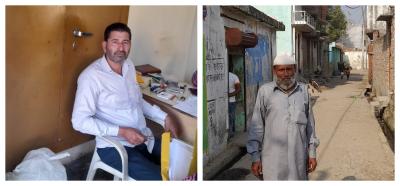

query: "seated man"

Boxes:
[71, 22, 179, 180]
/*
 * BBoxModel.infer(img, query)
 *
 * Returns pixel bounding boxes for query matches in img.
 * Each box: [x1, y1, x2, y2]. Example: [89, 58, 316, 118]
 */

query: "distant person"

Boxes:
[338, 61, 345, 79]
[344, 63, 352, 80]
[228, 66, 240, 141]
[247, 53, 319, 180]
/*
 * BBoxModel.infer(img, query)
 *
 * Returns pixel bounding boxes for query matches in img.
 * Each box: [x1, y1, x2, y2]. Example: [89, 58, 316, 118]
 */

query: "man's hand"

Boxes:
[308, 158, 317, 173]
[164, 115, 180, 138]
[251, 161, 263, 180]
[118, 127, 146, 145]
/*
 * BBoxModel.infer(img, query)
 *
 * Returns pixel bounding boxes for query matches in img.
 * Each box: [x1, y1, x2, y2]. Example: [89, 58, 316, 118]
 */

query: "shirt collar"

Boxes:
[100, 55, 114, 73]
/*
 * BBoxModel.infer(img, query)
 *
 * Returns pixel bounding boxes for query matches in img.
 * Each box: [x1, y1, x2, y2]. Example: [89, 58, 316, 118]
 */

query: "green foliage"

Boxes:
[326, 6, 347, 42]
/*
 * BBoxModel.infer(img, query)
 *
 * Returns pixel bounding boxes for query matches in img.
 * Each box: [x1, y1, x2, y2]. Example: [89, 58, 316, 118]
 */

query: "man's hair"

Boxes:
[104, 22, 131, 41]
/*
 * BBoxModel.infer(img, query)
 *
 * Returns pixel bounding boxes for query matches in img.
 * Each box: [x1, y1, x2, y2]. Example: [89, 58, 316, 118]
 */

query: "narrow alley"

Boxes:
[309, 70, 394, 180]
[212, 70, 394, 180]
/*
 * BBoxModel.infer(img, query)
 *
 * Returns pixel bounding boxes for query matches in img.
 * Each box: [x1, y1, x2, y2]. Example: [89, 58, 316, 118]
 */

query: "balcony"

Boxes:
[292, 11, 316, 32]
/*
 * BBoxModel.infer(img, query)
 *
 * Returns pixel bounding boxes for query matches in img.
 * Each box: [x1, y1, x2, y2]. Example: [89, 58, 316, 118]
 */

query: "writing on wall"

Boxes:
[206, 58, 227, 100]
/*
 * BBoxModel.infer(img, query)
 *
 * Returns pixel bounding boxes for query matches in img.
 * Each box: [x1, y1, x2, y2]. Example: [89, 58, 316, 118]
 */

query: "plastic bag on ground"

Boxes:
[6, 147, 70, 180]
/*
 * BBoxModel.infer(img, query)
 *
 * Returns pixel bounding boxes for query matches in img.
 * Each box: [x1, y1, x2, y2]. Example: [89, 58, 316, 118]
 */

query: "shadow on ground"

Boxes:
[342, 176, 357, 180]
[313, 169, 358, 181]
[66, 152, 114, 180]
[319, 73, 364, 90]
[213, 168, 251, 180]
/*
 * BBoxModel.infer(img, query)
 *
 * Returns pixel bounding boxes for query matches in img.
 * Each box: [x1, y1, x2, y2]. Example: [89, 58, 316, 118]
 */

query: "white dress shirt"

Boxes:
[71, 56, 167, 150]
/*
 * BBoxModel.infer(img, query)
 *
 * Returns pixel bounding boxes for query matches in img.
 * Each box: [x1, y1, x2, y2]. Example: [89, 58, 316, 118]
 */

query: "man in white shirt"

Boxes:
[71, 22, 179, 180]
[228, 64, 240, 141]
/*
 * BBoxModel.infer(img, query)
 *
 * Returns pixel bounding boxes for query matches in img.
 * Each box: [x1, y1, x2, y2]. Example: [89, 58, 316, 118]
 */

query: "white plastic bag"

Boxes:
[6, 148, 70, 180]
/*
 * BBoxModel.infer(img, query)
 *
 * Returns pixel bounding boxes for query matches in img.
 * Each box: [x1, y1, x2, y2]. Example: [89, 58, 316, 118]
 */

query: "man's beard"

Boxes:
[276, 76, 296, 91]
[107, 51, 127, 64]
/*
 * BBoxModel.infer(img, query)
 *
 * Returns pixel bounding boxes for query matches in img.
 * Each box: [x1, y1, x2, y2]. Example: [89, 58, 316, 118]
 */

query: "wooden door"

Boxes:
[6, 6, 129, 171]
[6, 6, 66, 172]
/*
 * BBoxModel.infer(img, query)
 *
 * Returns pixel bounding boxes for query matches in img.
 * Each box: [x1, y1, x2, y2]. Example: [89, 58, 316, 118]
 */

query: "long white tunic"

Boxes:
[247, 81, 319, 180]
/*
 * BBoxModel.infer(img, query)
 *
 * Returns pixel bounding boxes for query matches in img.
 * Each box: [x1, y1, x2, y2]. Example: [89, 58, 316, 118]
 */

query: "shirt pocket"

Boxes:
[295, 102, 308, 125]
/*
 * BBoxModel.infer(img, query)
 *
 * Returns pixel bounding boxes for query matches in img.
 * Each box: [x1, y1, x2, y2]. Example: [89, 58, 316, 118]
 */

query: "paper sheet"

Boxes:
[173, 96, 197, 117]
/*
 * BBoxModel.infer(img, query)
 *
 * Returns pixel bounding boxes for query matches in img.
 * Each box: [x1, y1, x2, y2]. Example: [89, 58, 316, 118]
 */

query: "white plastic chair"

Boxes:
[86, 116, 164, 181]
[86, 136, 134, 181]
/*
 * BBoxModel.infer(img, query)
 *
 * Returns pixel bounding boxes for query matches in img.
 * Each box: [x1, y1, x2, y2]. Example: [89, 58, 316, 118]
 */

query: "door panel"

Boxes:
[6, 6, 66, 171]
[56, 6, 129, 151]
[6, 6, 129, 171]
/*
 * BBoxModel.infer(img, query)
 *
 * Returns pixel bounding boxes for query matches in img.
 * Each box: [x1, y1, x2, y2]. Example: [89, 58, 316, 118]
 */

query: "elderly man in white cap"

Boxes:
[247, 53, 319, 180]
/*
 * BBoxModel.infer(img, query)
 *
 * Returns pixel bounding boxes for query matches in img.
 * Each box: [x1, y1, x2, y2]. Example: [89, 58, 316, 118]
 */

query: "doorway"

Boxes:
[227, 47, 246, 142]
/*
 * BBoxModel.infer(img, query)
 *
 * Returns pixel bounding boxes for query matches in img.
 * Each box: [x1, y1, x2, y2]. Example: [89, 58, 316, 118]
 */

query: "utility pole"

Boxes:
[361, 6, 366, 70]
[361, 6, 368, 70]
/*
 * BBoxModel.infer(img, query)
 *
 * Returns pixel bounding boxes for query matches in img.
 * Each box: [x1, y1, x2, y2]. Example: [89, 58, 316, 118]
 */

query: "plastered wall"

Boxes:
[127, 6, 197, 83]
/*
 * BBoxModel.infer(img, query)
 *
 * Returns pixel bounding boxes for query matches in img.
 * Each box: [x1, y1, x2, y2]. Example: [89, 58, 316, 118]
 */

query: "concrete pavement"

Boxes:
[309, 70, 394, 180]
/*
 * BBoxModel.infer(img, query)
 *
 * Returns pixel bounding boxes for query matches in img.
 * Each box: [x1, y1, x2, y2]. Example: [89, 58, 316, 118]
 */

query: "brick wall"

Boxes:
[372, 10, 394, 97]
[384, 12, 395, 133]
[370, 6, 395, 134]
[372, 31, 390, 97]
[390, 15, 394, 93]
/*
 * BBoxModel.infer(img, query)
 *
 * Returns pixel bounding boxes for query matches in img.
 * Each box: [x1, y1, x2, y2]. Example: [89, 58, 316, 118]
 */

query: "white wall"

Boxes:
[344, 51, 365, 70]
[127, 6, 197, 83]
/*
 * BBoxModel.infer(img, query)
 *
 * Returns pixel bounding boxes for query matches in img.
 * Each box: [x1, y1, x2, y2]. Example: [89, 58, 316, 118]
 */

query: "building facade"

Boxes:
[329, 42, 344, 76]
[292, 6, 330, 78]
[365, 5, 394, 133]
[203, 5, 284, 165]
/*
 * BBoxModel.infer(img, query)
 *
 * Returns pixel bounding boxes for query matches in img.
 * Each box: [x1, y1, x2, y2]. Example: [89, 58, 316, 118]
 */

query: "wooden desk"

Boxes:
[141, 85, 197, 146]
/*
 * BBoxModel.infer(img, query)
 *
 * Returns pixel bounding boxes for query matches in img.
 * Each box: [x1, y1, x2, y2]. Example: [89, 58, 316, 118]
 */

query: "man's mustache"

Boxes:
[115, 51, 126, 56]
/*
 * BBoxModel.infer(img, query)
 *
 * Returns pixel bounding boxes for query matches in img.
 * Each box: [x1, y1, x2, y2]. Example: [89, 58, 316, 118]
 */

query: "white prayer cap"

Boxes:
[273, 53, 296, 66]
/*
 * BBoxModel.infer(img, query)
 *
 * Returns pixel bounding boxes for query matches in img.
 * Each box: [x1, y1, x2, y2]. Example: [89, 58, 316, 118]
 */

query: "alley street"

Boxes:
[213, 70, 394, 180]
[309, 70, 394, 180]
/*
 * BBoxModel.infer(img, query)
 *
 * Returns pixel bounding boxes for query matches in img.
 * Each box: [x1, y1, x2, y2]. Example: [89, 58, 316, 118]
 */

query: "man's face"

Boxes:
[102, 31, 131, 64]
[273, 64, 296, 90]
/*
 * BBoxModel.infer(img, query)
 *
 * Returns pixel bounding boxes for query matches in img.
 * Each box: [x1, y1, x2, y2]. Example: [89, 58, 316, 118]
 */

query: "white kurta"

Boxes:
[247, 81, 319, 180]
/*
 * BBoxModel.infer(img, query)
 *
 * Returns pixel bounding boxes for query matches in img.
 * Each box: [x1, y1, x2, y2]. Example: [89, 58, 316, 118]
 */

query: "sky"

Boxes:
[340, 5, 366, 48]
[341, 5, 364, 26]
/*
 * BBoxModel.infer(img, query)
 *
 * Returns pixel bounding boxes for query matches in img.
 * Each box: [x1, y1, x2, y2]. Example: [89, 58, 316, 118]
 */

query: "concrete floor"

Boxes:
[65, 152, 114, 180]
